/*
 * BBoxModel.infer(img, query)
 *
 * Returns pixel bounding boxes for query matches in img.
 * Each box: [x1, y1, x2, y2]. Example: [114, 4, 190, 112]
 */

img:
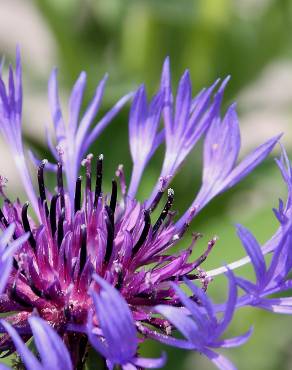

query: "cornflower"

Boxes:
[0, 48, 290, 370]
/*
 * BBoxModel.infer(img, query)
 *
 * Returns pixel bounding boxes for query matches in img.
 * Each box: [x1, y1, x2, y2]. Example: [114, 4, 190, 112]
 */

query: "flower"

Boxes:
[151, 272, 252, 370]
[0, 48, 288, 370]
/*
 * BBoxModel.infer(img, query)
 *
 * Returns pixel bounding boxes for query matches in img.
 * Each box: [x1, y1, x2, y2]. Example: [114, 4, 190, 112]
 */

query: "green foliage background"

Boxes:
[1, 0, 292, 369]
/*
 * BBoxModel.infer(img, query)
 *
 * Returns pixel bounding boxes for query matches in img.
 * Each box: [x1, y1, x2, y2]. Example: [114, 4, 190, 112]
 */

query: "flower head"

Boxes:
[0, 49, 288, 370]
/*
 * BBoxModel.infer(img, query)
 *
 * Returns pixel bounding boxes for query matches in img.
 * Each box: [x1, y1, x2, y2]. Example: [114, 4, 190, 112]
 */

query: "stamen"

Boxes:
[148, 176, 170, 213]
[0, 208, 9, 228]
[21, 202, 36, 250]
[64, 306, 71, 321]
[37, 160, 49, 216]
[104, 206, 114, 263]
[152, 188, 174, 235]
[192, 236, 218, 269]
[81, 154, 93, 193]
[79, 225, 87, 274]
[57, 208, 65, 248]
[110, 179, 117, 214]
[50, 194, 58, 237]
[74, 176, 82, 213]
[10, 280, 33, 308]
[115, 164, 126, 196]
[94, 154, 103, 208]
[28, 278, 43, 298]
[115, 270, 123, 290]
[177, 207, 196, 237]
[57, 163, 65, 210]
[132, 210, 151, 256]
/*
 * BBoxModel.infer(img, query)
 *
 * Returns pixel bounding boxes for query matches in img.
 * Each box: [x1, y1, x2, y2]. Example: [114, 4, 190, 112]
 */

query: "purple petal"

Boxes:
[29, 317, 73, 370]
[174, 70, 192, 135]
[75, 74, 108, 155]
[1, 320, 42, 370]
[82, 92, 133, 158]
[236, 225, 266, 283]
[203, 348, 237, 370]
[132, 352, 167, 368]
[48, 68, 65, 142]
[183, 278, 217, 326]
[171, 283, 206, 331]
[68, 71, 86, 135]
[155, 305, 199, 346]
[160, 56, 173, 132]
[212, 327, 253, 348]
[91, 274, 138, 364]
[216, 269, 237, 336]
[221, 134, 281, 191]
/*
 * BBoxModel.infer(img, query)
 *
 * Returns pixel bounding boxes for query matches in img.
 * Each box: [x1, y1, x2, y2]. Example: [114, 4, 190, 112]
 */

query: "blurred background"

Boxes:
[1, 0, 292, 369]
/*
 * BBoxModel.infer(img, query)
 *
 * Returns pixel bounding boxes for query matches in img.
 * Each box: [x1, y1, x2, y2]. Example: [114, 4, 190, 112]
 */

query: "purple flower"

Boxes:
[150, 272, 252, 370]
[88, 274, 166, 369]
[0, 48, 287, 369]
[233, 222, 292, 314]
[0, 317, 73, 370]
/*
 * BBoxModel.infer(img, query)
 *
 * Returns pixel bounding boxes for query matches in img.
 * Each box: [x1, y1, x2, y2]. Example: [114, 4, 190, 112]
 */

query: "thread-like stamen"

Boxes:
[79, 225, 87, 274]
[74, 176, 82, 213]
[115, 270, 123, 290]
[110, 179, 117, 214]
[177, 207, 196, 237]
[148, 177, 170, 213]
[37, 160, 49, 216]
[192, 237, 217, 269]
[81, 154, 93, 193]
[2, 207, 20, 269]
[57, 208, 65, 248]
[28, 278, 43, 298]
[132, 210, 151, 256]
[94, 154, 103, 208]
[57, 163, 65, 210]
[152, 188, 174, 235]
[10, 280, 33, 308]
[104, 206, 114, 263]
[0, 208, 9, 228]
[50, 194, 58, 237]
[21, 202, 36, 250]
[64, 306, 71, 321]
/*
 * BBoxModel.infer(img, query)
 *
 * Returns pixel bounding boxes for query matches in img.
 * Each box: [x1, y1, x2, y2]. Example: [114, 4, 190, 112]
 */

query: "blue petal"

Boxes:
[29, 317, 73, 370]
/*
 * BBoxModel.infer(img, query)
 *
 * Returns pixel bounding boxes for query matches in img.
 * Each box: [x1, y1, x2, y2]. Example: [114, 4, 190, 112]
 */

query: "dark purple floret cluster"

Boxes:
[0, 48, 291, 370]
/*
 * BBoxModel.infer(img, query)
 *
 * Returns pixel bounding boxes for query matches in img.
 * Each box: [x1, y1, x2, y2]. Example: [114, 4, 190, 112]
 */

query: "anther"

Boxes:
[74, 176, 82, 213]
[21, 202, 36, 250]
[115, 270, 123, 290]
[0, 208, 9, 228]
[57, 163, 65, 210]
[94, 154, 103, 208]
[148, 176, 170, 213]
[11, 280, 33, 308]
[50, 194, 58, 237]
[37, 160, 49, 216]
[57, 208, 65, 248]
[132, 210, 151, 256]
[79, 225, 87, 274]
[152, 188, 174, 235]
[104, 206, 114, 263]
[110, 179, 117, 214]
[28, 278, 43, 298]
